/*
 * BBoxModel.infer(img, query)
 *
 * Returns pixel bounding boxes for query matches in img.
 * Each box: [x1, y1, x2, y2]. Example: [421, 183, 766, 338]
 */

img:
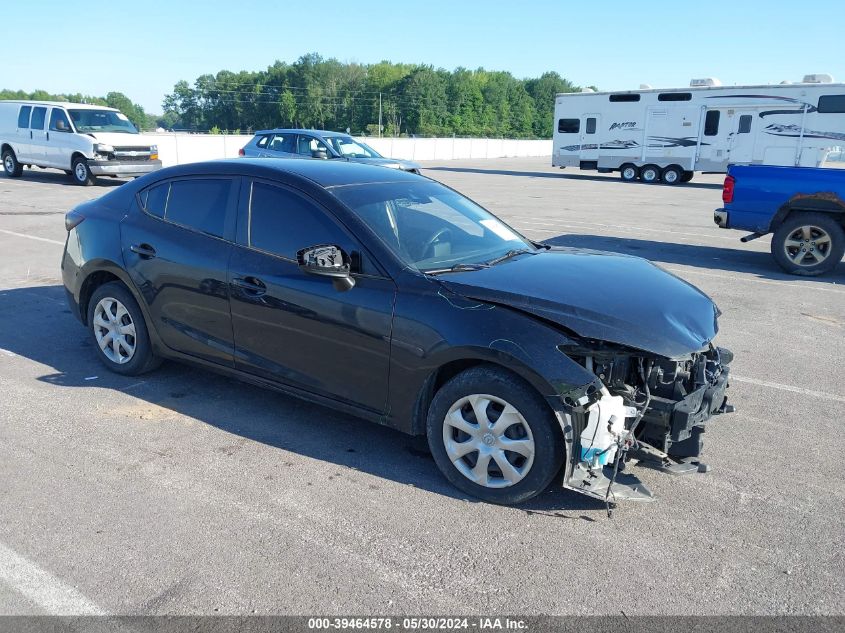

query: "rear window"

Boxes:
[818, 95, 845, 113]
[17, 106, 31, 128]
[139, 179, 232, 237]
[30, 107, 47, 130]
[609, 94, 640, 102]
[557, 119, 580, 133]
[256, 135, 270, 148]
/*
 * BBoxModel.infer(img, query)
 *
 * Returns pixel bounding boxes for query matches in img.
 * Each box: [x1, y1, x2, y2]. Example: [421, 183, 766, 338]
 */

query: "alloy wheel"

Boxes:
[783, 225, 832, 267]
[442, 393, 535, 488]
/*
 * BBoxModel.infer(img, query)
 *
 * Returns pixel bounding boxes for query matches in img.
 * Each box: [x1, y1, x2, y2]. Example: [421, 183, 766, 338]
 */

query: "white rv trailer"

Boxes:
[552, 79, 845, 183]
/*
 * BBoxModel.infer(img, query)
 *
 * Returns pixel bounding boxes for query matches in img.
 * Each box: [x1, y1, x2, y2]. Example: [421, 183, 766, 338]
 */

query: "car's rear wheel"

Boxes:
[2, 148, 23, 177]
[426, 365, 564, 505]
[87, 282, 160, 375]
[771, 212, 845, 276]
[72, 157, 96, 186]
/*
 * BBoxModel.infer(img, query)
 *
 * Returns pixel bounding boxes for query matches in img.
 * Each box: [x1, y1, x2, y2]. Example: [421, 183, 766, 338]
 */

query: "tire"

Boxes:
[426, 365, 564, 505]
[2, 148, 23, 177]
[72, 156, 96, 186]
[86, 282, 160, 375]
[771, 212, 845, 276]
[639, 164, 660, 183]
[620, 164, 638, 182]
[661, 165, 683, 185]
[680, 171, 694, 182]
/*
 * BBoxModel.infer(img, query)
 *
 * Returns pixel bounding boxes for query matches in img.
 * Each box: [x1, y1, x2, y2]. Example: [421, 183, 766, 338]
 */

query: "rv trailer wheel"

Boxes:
[661, 165, 683, 185]
[620, 164, 638, 182]
[640, 165, 660, 183]
[680, 171, 694, 182]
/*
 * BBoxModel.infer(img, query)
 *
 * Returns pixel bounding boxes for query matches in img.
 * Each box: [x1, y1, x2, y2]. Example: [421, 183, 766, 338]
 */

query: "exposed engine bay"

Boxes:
[558, 343, 734, 513]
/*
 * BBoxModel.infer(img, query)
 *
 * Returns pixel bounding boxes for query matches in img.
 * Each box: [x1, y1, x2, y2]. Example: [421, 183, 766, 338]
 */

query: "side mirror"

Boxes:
[296, 244, 356, 291]
[312, 149, 329, 159]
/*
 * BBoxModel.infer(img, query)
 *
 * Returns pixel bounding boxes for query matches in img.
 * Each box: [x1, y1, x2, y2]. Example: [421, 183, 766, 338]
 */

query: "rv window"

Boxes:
[17, 106, 31, 129]
[658, 92, 692, 101]
[586, 118, 596, 134]
[558, 119, 580, 134]
[704, 110, 720, 136]
[738, 115, 752, 134]
[818, 95, 845, 113]
[609, 94, 640, 102]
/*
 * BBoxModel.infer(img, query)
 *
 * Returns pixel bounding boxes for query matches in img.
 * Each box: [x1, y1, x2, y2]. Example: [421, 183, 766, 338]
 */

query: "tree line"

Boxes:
[0, 88, 159, 131]
[162, 53, 586, 138]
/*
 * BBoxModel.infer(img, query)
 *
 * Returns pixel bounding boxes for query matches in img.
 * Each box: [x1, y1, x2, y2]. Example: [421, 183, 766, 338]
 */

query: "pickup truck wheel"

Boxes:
[2, 149, 23, 177]
[620, 164, 638, 182]
[426, 365, 564, 505]
[640, 164, 660, 183]
[72, 157, 96, 186]
[772, 213, 845, 276]
[661, 165, 683, 185]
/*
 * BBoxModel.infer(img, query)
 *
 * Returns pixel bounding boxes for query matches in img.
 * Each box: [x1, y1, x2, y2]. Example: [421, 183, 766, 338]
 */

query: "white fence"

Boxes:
[148, 133, 552, 167]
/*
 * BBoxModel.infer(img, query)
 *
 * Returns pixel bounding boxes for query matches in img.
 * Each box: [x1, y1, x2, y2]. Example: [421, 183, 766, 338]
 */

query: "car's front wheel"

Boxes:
[87, 282, 160, 375]
[426, 365, 564, 505]
[72, 156, 96, 186]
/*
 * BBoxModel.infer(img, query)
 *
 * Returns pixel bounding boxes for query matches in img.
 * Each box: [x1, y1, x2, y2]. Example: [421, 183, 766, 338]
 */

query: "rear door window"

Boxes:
[30, 107, 47, 130]
[140, 178, 234, 238]
[17, 106, 31, 128]
[267, 133, 295, 153]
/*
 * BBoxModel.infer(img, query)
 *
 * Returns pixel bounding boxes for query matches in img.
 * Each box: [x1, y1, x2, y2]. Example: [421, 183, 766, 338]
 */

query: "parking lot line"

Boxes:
[513, 218, 740, 242]
[661, 267, 845, 295]
[0, 229, 64, 246]
[731, 375, 845, 404]
[0, 542, 104, 615]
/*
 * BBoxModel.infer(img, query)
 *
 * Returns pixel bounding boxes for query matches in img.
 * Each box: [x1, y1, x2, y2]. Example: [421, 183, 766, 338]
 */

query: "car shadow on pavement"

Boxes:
[545, 233, 845, 283]
[426, 166, 724, 190]
[0, 284, 605, 515]
[3, 170, 129, 187]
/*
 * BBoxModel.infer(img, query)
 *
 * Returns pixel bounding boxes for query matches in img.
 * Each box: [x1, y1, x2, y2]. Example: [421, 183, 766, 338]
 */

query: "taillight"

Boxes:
[65, 210, 85, 231]
[722, 175, 735, 204]
[238, 148, 245, 157]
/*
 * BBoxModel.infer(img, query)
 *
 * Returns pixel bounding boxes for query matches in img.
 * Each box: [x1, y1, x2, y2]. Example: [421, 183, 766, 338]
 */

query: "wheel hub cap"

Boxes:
[93, 297, 136, 364]
[443, 394, 535, 489]
[784, 225, 831, 266]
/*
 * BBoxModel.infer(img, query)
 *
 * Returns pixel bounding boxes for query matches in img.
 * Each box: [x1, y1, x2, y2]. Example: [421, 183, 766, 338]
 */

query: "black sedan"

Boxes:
[61, 159, 734, 505]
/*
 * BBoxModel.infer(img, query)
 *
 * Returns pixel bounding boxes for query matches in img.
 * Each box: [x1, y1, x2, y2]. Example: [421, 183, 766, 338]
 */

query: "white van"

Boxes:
[0, 100, 162, 185]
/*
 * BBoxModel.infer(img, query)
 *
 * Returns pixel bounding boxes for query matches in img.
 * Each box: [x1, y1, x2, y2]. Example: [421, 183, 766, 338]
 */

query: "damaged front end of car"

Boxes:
[555, 341, 734, 510]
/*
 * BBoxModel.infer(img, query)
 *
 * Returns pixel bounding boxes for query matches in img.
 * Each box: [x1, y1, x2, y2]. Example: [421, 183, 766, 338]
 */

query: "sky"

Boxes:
[3, 0, 843, 113]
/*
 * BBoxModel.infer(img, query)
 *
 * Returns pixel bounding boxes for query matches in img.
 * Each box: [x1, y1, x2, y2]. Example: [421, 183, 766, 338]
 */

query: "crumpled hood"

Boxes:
[439, 248, 719, 358]
[88, 132, 157, 148]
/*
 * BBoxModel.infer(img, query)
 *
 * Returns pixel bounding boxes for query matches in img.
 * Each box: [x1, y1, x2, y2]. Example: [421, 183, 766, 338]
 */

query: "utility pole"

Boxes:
[378, 92, 382, 138]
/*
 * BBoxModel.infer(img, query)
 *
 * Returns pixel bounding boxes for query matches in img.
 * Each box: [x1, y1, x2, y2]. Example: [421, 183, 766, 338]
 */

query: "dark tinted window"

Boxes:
[818, 95, 845, 113]
[249, 182, 350, 259]
[140, 182, 170, 218]
[268, 133, 296, 153]
[658, 92, 692, 101]
[557, 119, 580, 133]
[30, 107, 47, 130]
[49, 109, 72, 132]
[17, 106, 31, 128]
[704, 110, 720, 136]
[256, 135, 270, 148]
[609, 93, 640, 102]
[165, 179, 232, 237]
[738, 114, 752, 134]
[586, 118, 596, 134]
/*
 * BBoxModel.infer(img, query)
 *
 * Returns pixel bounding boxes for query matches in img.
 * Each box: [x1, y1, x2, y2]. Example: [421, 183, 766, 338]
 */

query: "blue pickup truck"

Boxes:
[715, 165, 845, 276]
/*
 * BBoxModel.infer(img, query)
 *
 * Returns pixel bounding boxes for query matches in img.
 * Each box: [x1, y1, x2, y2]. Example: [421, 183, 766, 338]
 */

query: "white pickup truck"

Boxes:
[0, 100, 162, 185]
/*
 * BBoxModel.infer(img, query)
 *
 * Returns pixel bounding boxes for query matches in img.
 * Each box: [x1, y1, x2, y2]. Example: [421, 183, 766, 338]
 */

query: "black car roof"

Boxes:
[146, 158, 420, 189]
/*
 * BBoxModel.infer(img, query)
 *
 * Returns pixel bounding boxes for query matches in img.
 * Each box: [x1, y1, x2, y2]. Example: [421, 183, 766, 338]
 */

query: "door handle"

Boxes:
[232, 276, 266, 296]
[129, 243, 157, 259]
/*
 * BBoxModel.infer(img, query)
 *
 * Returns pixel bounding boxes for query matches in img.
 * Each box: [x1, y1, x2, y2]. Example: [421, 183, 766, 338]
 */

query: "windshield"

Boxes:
[332, 181, 535, 272]
[326, 136, 382, 159]
[68, 109, 138, 134]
